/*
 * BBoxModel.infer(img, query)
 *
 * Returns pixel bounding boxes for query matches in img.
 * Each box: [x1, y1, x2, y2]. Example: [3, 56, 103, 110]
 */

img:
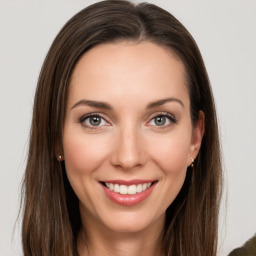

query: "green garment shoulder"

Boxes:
[228, 234, 256, 256]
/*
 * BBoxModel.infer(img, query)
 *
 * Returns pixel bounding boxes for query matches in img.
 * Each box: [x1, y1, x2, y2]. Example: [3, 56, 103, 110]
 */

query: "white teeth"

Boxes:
[105, 182, 153, 194]
[114, 184, 119, 193]
[128, 185, 136, 195]
[136, 184, 142, 193]
[119, 185, 128, 194]
[142, 183, 147, 191]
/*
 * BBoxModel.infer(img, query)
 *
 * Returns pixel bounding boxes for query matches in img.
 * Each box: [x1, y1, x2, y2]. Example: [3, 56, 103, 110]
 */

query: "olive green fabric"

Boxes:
[228, 234, 256, 256]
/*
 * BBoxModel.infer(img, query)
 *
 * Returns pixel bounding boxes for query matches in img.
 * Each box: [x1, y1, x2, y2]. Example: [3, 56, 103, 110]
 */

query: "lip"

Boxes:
[100, 179, 156, 186]
[100, 180, 158, 206]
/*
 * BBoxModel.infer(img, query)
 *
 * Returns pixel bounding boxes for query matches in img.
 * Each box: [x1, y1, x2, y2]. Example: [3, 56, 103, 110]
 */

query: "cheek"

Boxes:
[147, 131, 191, 175]
[63, 130, 110, 177]
[62, 130, 112, 206]
[149, 132, 191, 208]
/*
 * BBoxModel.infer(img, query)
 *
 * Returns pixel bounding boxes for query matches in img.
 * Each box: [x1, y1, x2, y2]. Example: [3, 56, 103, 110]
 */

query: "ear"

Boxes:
[187, 110, 205, 166]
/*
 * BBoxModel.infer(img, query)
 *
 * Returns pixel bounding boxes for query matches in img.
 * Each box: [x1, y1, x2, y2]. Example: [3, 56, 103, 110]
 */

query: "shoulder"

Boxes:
[228, 234, 256, 256]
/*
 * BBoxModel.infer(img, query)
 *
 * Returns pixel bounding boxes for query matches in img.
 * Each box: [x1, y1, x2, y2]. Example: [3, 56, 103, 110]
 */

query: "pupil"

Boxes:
[155, 116, 166, 126]
[89, 116, 101, 126]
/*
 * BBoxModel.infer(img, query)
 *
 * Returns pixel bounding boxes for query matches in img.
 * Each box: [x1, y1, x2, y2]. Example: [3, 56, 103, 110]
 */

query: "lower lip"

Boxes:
[101, 182, 157, 206]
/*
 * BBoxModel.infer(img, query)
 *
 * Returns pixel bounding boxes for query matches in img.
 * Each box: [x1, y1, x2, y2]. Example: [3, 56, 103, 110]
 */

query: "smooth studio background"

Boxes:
[0, 1, 255, 255]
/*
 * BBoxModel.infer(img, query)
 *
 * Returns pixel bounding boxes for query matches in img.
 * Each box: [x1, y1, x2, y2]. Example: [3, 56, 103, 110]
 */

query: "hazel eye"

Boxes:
[81, 114, 108, 127]
[150, 115, 170, 126]
[148, 113, 177, 128]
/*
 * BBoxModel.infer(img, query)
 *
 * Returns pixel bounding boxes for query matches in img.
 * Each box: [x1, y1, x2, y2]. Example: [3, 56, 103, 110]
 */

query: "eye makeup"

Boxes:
[78, 110, 178, 132]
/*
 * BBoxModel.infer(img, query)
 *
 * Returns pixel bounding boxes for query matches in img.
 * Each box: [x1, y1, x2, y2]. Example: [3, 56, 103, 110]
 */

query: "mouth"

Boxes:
[101, 180, 157, 195]
[99, 180, 158, 206]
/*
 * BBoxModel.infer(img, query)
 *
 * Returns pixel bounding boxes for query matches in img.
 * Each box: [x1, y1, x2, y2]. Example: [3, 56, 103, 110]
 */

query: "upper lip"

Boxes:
[100, 179, 157, 186]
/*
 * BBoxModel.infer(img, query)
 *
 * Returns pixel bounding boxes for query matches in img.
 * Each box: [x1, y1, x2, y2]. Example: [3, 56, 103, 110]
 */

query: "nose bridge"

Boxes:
[111, 122, 145, 170]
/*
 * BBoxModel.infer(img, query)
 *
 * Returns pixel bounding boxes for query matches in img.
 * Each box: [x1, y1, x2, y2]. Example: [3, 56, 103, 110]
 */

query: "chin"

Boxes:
[98, 209, 165, 234]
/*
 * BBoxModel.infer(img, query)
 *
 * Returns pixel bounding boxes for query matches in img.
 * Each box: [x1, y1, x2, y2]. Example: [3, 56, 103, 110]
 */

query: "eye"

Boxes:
[150, 115, 169, 126]
[80, 114, 109, 128]
[148, 113, 177, 128]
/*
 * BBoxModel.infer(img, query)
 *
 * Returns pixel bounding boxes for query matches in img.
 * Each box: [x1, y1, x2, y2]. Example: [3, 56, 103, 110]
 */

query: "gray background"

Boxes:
[0, 1, 255, 255]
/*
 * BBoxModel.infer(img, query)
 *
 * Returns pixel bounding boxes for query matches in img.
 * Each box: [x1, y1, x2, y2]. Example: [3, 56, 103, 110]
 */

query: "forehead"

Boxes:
[68, 41, 189, 109]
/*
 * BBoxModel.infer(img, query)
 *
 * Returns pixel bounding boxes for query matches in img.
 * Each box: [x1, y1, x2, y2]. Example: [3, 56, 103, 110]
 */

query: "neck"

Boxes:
[77, 210, 165, 256]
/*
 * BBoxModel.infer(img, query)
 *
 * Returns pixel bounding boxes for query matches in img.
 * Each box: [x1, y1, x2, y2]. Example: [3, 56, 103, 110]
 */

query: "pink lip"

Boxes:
[100, 179, 156, 186]
[100, 180, 157, 206]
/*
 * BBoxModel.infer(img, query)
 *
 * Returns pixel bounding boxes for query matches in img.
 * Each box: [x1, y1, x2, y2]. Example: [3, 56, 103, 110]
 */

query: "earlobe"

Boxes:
[189, 110, 205, 163]
[190, 157, 194, 167]
[55, 143, 64, 162]
[56, 154, 64, 161]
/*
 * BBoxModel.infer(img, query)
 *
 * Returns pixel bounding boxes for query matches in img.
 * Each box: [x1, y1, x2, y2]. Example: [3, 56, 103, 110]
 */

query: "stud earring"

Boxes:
[190, 157, 194, 168]
[58, 155, 62, 160]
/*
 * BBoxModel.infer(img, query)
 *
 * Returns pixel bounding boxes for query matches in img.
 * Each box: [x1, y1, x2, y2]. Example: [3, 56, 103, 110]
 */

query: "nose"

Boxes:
[110, 125, 146, 170]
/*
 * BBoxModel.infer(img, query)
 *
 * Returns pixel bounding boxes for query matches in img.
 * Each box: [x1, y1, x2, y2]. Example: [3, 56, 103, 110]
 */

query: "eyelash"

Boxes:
[148, 112, 178, 130]
[79, 112, 177, 130]
[79, 113, 109, 130]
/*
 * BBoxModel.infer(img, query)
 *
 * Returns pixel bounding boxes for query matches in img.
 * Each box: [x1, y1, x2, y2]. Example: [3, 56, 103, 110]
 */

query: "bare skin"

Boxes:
[62, 41, 204, 256]
[77, 211, 164, 256]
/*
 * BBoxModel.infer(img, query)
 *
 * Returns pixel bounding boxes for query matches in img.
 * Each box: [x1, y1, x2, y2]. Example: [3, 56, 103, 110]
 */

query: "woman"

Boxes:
[21, 1, 222, 255]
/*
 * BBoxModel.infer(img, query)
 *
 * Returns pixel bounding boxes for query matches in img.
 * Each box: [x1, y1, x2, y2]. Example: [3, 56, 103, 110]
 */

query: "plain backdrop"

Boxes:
[0, 1, 255, 255]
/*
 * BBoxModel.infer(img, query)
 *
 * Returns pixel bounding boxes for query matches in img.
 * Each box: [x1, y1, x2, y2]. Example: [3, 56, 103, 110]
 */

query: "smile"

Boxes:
[100, 180, 158, 206]
[104, 182, 152, 195]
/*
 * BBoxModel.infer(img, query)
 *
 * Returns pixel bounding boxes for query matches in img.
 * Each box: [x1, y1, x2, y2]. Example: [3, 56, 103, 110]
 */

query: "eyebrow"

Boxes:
[146, 97, 184, 109]
[71, 97, 184, 110]
[71, 99, 113, 110]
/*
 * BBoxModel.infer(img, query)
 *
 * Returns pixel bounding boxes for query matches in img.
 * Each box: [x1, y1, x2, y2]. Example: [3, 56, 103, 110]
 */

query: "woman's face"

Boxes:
[63, 42, 203, 233]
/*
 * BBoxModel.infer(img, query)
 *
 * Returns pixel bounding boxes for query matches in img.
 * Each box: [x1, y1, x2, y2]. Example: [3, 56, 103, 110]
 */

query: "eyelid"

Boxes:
[78, 111, 177, 130]
[79, 112, 108, 121]
[79, 112, 112, 129]
[146, 112, 177, 128]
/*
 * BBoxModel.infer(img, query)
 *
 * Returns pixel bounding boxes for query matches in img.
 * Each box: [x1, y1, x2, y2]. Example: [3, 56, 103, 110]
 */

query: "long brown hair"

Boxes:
[22, 1, 222, 255]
